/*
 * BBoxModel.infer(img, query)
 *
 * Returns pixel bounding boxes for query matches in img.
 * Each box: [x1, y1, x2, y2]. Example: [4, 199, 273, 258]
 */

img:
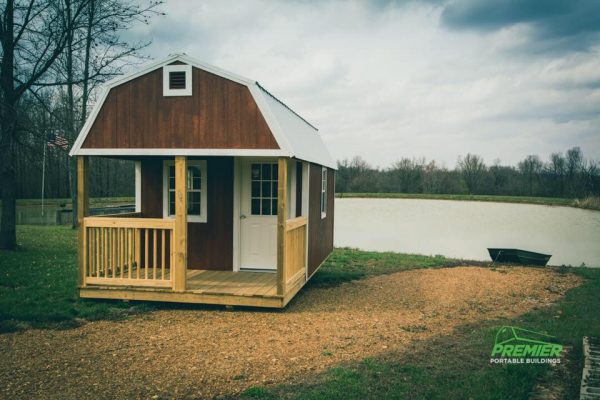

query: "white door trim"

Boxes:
[239, 158, 279, 271]
[232, 157, 241, 272]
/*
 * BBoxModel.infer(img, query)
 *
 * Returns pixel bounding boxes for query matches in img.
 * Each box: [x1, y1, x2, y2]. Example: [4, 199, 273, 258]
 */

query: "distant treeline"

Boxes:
[335, 147, 600, 198]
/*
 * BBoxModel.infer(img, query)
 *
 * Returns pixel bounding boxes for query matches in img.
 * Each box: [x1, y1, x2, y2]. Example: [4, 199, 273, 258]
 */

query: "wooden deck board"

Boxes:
[82, 269, 288, 307]
[186, 270, 277, 297]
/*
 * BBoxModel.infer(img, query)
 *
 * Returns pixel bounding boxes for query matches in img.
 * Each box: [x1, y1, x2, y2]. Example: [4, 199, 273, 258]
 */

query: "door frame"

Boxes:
[233, 157, 281, 271]
[232, 157, 309, 272]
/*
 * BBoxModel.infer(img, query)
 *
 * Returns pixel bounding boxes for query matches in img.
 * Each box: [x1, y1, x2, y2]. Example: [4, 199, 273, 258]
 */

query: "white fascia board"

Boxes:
[74, 148, 291, 157]
[69, 87, 110, 156]
[247, 83, 293, 155]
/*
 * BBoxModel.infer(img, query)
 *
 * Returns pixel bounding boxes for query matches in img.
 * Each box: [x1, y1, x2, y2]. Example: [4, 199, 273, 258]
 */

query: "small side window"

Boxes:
[163, 64, 192, 96]
[321, 166, 327, 218]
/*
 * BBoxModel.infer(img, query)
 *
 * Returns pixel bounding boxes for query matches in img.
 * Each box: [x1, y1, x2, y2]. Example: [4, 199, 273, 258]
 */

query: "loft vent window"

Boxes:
[169, 71, 186, 89]
[163, 64, 192, 96]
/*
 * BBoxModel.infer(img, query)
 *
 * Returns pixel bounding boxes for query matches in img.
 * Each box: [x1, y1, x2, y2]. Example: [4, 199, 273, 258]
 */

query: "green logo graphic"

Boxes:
[490, 326, 563, 363]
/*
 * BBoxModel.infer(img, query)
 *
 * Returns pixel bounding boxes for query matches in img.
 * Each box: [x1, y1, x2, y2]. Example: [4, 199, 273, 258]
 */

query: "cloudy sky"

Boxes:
[128, 0, 600, 168]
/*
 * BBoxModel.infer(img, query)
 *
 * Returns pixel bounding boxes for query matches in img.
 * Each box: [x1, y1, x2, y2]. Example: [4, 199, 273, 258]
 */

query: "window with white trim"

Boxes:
[163, 64, 192, 96]
[163, 160, 207, 222]
[321, 166, 327, 218]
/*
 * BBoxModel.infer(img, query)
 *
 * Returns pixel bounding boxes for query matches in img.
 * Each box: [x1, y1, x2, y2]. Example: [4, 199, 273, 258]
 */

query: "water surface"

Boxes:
[334, 198, 600, 267]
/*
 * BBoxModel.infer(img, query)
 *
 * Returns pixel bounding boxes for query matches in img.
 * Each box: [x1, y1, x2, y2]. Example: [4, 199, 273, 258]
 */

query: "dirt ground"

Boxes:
[0, 267, 582, 399]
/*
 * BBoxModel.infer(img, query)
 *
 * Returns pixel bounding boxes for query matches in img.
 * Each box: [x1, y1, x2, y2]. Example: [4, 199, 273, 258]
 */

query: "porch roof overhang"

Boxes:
[69, 53, 337, 170]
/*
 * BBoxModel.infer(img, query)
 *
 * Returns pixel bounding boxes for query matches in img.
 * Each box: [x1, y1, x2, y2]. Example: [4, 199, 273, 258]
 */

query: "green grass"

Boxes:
[235, 266, 600, 399]
[309, 247, 476, 287]
[337, 192, 600, 211]
[0, 225, 154, 332]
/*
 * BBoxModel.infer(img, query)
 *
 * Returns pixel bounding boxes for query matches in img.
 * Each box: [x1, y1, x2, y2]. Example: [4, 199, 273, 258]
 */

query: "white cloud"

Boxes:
[127, 0, 600, 167]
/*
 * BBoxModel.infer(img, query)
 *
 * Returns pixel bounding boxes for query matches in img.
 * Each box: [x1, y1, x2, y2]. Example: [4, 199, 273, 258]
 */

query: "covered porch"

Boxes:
[76, 156, 308, 308]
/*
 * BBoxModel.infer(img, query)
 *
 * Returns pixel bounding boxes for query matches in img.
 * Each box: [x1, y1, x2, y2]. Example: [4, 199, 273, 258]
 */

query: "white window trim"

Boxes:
[162, 160, 207, 223]
[163, 64, 192, 96]
[321, 166, 327, 219]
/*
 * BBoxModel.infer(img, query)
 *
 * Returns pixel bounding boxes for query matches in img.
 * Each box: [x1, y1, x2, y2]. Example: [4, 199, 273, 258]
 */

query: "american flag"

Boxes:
[46, 132, 69, 150]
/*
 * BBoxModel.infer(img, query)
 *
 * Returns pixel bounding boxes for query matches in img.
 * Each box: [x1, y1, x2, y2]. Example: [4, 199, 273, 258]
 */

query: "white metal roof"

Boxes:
[70, 53, 336, 169]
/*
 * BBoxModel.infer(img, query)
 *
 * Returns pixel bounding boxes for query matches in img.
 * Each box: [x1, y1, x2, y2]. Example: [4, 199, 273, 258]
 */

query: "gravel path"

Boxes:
[0, 266, 581, 399]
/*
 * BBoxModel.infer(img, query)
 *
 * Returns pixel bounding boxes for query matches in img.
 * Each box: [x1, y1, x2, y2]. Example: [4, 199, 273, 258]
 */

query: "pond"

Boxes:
[334, 198, 600, 267]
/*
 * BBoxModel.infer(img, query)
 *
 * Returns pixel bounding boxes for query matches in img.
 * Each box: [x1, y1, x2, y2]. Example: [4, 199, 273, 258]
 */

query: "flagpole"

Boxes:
[41, 143, 46, 217]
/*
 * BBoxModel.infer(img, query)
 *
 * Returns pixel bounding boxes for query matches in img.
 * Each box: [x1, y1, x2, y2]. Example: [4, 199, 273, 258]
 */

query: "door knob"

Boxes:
[240, 214, 247, 219]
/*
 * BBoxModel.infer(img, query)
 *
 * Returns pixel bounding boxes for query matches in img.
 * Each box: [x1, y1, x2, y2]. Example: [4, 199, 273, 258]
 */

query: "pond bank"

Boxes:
[337, 193, 600, 211]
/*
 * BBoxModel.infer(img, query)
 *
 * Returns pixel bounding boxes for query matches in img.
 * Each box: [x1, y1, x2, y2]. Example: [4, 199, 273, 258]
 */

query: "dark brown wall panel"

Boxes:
[307, 164, 335, 276]
[82, 67, 279, 150]
[140, 156, 233, 271]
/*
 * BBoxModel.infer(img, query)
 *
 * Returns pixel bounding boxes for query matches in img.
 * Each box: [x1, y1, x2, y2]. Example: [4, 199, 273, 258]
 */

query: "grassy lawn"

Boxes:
[308, 247, 481, 287]
[0, 225, 154, 332]
[337, 192, 600, 211]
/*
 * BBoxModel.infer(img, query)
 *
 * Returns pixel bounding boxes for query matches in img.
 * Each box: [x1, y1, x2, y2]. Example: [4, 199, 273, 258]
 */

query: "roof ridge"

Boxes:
[255, 82, 318, 131]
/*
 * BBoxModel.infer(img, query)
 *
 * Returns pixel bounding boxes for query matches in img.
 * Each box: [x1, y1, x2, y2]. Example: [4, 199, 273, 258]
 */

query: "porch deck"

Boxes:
[80, 268, 304, 308]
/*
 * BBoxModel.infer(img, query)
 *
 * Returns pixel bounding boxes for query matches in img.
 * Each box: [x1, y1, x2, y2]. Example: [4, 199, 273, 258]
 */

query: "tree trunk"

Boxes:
[0, 0, 17, 249]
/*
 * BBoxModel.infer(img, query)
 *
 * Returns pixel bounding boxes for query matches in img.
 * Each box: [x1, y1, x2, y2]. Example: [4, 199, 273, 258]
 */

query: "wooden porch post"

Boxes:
[173, 156, 188, 292]
[77, 156, 89, 287]
[277, 158, 288, 296]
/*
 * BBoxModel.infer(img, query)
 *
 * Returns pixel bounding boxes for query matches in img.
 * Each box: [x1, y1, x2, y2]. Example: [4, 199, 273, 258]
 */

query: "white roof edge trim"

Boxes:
[247, 83, 293, 155]
[75, 148, 291, 157]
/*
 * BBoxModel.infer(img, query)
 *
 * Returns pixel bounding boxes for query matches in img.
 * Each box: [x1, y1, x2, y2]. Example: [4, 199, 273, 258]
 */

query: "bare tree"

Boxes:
[0, 0, 87, 249]
[518, 155, 543, 196]
[457, 153, 486, 194]
[54, 0, 163, 227]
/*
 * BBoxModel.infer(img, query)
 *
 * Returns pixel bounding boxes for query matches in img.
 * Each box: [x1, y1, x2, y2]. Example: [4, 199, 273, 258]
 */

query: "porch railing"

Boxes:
[284, 216, 307, 287]
[82, 217, 175, 288]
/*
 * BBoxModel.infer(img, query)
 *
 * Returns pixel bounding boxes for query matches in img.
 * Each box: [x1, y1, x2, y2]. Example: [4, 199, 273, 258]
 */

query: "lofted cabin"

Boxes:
[69, 54, 335, 308]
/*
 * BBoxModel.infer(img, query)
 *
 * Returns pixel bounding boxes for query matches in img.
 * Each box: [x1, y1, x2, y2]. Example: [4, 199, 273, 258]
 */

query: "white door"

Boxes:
[240, 161, 278, 270]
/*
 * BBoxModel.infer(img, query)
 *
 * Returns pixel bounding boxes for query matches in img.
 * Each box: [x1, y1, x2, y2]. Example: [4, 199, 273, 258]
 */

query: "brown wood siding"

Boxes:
[139, 157, 233, 270]
[82, 67, 279, 150]
[307, 164, 335, 277]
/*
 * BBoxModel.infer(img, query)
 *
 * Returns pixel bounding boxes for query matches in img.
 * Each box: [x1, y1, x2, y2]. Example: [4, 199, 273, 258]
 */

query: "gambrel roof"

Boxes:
[69, 53, 336, 169]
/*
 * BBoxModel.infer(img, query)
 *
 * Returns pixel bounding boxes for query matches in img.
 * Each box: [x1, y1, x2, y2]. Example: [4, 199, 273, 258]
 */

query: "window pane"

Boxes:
[188, 202, 200, 215]
[262, 199, 271, 215]
[251, 199, 260, 215]
[169, 166, 175, 190]
[251, 164, 260, 180]
[261, 181, 271, 197]
[272, 181, 278, 197]
[262, 164, 271, 180]
[272, 163, 278, 177]
[271, 199, 278, 215]
[169, 191, 175, 215]
[251, 181, 260, 197]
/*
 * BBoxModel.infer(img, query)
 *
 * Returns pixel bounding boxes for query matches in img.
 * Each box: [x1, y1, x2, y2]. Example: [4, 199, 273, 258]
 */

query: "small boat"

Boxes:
[488, 248, 552, 266]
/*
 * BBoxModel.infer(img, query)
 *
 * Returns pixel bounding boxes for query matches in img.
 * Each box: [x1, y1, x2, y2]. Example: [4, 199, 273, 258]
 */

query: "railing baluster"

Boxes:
[144, 228, 149, 280]
[153, 229, 157, 280]
[128, 228, 132, 279]
[104, 227, 108, 278]
[161, 230, 166, 280]
[136, 228, 141, 279]
[94, 228, 101, 276]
